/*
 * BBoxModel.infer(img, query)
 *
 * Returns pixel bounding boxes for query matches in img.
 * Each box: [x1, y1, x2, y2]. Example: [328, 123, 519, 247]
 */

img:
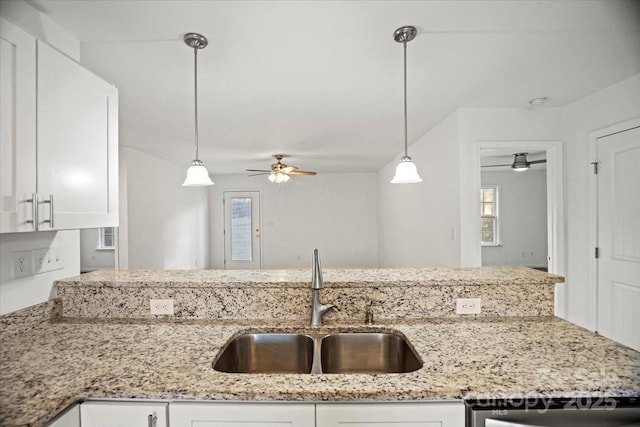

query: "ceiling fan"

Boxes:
[482, 152, 546, 172]
[246, 155, 317, 183]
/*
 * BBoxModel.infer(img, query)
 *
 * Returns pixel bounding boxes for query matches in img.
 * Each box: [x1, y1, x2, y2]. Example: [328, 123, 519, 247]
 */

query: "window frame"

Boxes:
[98, 227, 116, 250]
[480, 186, 500, 247]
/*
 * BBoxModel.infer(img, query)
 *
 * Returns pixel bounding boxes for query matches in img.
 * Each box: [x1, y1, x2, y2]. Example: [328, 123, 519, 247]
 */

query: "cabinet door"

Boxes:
[0, 18, 37, 232]
[47, 404, 80, 427]
[36, 40, 118, 230]
[316, 402, 465, 427]
[80, 401, 168, 427]
[169, 402, 315, 427]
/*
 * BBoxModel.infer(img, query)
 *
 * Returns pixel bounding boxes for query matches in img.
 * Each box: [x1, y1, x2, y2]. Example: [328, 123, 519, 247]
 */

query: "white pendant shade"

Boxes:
[182, 161, 214, 186]
[391, 157, 422, 184]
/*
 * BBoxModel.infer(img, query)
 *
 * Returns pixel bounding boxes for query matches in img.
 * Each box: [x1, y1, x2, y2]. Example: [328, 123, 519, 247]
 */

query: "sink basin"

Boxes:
[213, 331, 422, 374]
[213, 333, 314, 373]
[320, 332, 422, 374]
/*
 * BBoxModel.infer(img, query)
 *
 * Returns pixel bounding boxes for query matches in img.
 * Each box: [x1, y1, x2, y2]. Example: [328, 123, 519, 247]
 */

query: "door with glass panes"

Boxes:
[223, 191, 262, 269]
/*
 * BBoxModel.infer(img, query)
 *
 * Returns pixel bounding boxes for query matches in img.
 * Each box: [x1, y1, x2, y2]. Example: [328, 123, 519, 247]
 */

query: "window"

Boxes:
[98, 227, 116, 250]
[481, 187, 500, 246]
[230, 197, 252, 261]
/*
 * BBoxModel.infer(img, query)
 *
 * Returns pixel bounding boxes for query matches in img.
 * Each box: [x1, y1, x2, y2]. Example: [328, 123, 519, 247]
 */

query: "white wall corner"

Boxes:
[0, 0, 80, 60]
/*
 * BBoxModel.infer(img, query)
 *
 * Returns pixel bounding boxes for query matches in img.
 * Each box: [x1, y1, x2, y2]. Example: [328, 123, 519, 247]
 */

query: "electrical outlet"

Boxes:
[12, 250, 33, 278]
[33, 247, 64, 274]
[456, 298, 481, 315]
[150, 299, 174, 315]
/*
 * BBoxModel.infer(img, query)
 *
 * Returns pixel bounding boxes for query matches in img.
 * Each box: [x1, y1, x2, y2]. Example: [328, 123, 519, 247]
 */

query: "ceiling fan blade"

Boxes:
[481, 164, 511, 168]
[290, 170, 317, 175]
[246, 169, 271, 173]
[529, 159, 547, 164]
[248, 173, 270, 177]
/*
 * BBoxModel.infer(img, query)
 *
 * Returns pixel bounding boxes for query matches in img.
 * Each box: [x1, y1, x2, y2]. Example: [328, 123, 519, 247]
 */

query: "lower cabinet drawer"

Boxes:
[80, 401, 168, 427]
[169, 402, 315, 427]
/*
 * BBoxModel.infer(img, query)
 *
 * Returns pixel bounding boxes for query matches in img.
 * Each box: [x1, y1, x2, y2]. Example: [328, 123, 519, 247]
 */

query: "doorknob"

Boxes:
[256, 228, 261, 238]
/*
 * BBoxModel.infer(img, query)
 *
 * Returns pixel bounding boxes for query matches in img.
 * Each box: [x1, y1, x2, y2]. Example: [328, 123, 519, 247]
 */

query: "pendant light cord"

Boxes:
[403, 40, 408, 158]
[193, 46, 199, 161]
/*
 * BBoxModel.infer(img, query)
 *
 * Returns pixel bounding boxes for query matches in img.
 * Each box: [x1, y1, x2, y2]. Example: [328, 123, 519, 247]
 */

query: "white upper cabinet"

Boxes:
[36, 41, 118, 231]
[0, 19, 118, 233]
[0, 18, 37, 232]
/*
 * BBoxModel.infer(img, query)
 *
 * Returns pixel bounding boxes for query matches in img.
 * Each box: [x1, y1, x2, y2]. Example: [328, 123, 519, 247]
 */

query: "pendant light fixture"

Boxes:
[391, 26, 423, 184]
[182, 32, 214, 186]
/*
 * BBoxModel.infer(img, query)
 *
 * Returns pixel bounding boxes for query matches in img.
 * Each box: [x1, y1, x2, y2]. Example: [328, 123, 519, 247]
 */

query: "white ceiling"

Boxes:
[28, 0, 640, 174]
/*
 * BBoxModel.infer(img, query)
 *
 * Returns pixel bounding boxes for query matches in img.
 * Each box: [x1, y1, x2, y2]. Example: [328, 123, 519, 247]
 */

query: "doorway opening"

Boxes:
[480, 150, 548, 270]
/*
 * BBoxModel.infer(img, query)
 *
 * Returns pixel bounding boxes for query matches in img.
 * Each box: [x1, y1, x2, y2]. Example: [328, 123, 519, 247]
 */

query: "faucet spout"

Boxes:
[311, 248, 323, 290]
[309, 248, 336, 327]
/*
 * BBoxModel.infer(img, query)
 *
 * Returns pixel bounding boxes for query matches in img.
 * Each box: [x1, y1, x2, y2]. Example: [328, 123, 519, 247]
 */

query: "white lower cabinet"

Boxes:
[80, 401, 168, 427]
[169, 402, 315, 427]
[47, 404, 80, 427]
[53, 401, 465, 427]
[316, 402, 465, 426]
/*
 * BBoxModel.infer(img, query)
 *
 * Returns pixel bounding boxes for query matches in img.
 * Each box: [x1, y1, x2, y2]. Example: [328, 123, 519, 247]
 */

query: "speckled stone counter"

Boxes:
[1, 301, 639, 427]
[56, 267, 564, 319]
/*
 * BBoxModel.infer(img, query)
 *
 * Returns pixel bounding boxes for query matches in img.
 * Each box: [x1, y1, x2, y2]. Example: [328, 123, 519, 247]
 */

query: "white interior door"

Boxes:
[596, 125, 640, 351]
[223, 191, 262, 269]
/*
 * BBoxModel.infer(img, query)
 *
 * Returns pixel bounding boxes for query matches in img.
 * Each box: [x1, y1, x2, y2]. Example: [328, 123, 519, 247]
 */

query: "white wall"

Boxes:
[377, 111, 461, 267]
[0, 0, 80, 60]
[209, 173, 378, 269]
[0, 1, 82, 314]
[122, 147, 209, 269]
[481, 169, 548, 268]
[0, 230, 80, 314]
[561, 73, 640, 330]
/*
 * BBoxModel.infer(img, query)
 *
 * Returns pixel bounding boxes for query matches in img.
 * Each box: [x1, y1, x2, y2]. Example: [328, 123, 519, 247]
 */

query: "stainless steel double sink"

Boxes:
[213, 331, 422, 374]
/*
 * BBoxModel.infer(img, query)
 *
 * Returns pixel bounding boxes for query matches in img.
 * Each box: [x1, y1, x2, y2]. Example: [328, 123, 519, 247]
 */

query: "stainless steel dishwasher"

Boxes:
[466, 397, 640, 426]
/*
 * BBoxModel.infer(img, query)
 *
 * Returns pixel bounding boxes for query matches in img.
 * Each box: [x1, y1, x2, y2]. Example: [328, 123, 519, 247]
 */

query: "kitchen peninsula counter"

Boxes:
[4, 267, 636, 427]
[56, 266, 563, 288]
[1, 301, 639, 427]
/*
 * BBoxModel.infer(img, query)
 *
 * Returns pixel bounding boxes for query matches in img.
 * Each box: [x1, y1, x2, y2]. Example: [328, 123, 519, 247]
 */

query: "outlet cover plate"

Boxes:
[12, 250, 33, 278]
[150, 299, 174, 315]
[456, 298, 481, 315]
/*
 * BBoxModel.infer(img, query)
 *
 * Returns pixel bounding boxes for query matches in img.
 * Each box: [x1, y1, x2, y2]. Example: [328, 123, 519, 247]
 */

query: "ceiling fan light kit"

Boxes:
[182, 32, 214, 186]
[246, 154, 316, 184]
[391, 25, 423, 184]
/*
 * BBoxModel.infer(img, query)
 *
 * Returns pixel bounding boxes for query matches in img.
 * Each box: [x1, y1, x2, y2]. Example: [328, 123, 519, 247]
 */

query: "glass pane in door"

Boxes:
[231, 197, 252, 261]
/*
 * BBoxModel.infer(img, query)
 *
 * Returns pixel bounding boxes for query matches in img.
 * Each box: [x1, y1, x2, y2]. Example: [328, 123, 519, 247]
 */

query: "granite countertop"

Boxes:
[1, 305, 638, 427]
[57, 266, 564, 288]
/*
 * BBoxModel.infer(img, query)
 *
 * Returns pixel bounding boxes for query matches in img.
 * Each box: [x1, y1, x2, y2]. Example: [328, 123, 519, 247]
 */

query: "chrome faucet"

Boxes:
[310, 248, 337, 327]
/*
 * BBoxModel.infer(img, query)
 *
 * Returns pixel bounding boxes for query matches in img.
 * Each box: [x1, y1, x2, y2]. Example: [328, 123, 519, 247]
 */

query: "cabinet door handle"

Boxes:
[42, 194, 54, 229]
[26, 193, 38, 230]
[148, 414, 157, 427]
